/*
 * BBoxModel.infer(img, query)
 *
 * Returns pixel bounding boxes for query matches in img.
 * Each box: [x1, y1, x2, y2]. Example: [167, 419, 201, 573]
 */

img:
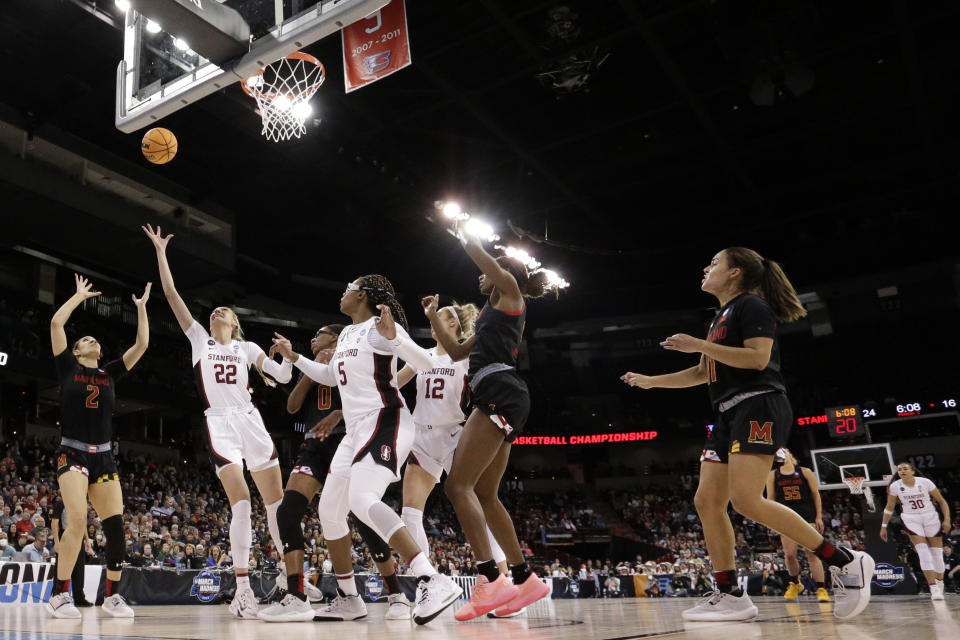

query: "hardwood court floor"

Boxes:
[1, 595, 958, 640]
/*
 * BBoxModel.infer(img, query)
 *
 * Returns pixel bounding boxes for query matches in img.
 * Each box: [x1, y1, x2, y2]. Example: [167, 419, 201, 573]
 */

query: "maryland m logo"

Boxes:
[747, 421, 774, 445]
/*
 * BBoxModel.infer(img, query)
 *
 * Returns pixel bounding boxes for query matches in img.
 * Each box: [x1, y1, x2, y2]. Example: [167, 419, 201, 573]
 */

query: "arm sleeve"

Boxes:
[293, 357, 337, 387]
[185, 322, 210, 365]
[369, 323, 434, 372]
[54, 350, 77, 379]
[259, 355, 293, 384]
[739, 296, 777, 340]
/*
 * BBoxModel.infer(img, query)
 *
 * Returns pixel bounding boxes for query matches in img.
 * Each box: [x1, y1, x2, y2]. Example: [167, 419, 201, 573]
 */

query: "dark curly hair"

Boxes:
[357, 274, 409, 331]
[495, 256, 551, 299]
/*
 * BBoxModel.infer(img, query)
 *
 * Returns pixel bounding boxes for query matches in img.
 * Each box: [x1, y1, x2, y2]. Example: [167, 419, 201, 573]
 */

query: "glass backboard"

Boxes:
[116, 0, 387, 132]
[810, 443, 895, 491]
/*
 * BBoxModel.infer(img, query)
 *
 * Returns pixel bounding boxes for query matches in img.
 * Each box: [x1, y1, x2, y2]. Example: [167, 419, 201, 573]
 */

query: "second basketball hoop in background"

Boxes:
[242, 52, 325, 142]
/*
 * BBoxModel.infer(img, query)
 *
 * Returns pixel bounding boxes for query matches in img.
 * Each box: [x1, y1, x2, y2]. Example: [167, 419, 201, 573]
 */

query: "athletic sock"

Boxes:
[53, 578, 70, 596]
[236, 574, 250, 590]
[813, 541, 853, 568]
[713, 570, 737, 594]
[789, 572, 801, 585]
[288, 572, 306, 601]
[383, 572, 402, 595]
[510, 562, 532, 584]
[409, 552, 437, 578]
[337, 572, 358, 596]
[478, 559, 500, 582]
[816, 581, 825, 589]
[106, 578, 120, 596]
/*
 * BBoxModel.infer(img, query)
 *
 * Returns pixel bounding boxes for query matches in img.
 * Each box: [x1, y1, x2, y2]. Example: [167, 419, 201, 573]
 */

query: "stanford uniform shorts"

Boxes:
[56, 447, 118, 483]
[471, 369, 530, 443]
[409, 423, 463, 481]
[900, 512, 942, 538]
[329, 406, 415, 480]
[701, 391, 791, 464]
[204, 405, 278, 473]
[291, 432, 347, 479]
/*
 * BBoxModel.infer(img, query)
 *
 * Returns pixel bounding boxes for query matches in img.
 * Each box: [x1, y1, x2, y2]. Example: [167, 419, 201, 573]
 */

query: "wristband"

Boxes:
[880, 524, 888, 528]
[883, 509, 894, 515]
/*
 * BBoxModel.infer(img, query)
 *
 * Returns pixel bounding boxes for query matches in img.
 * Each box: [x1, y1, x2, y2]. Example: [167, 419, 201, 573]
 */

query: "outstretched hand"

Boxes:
[75, 273, 102, 300]
[142, 223, 173, 252]
[660, 333, 704, 354]
[376, 304, 397, 340]
[132, 282, 152, 308]
[421, 294, 439, 319]
[271, 332, 296, 361]
[621, 372, 654, 389]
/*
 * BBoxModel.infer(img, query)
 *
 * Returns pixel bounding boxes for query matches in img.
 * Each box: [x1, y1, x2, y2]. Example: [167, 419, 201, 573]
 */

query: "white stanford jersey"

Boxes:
[889, 477, 937, 514]
[186, 322, 266, 410]
[297, 317, 411, 426]
[413, 348, 470, 427]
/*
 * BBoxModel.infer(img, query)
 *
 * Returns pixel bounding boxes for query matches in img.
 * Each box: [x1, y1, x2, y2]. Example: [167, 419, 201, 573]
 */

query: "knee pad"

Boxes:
[102, 514, 124, 572]
[230, 500, 253, 569]
[354, 517, 392, 563]
[932, 546, 945, 573]
[277, 491, 309, 554]
[916, 543, 934, 571]
[318, 474, 351, 540]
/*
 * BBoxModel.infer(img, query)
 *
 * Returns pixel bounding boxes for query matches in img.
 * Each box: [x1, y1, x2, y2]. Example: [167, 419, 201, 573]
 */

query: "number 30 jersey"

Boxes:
[889, 477, 937, 514]
[187, 322, 266, 410]
[413, 348, 470, 427]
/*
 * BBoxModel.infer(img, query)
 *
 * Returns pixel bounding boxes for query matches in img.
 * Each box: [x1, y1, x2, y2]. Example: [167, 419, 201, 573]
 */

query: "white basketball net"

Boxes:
[243, 53, 325, 142]
[842, 476, 865, 494]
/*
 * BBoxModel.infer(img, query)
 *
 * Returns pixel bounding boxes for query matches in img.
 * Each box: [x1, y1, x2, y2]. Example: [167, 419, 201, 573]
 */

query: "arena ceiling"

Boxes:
[2, 0, 958, 323]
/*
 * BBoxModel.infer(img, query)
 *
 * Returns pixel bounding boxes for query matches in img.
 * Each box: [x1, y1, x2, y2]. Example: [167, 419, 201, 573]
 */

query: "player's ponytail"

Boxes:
[448, 302, 480, 338]
[495, 256, 552, 299]
[723, 247, 807, 324]
[358, 274, 409, 331]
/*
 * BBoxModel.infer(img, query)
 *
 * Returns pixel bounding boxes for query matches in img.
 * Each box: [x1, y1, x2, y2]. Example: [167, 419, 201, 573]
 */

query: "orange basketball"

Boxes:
[141, 127, 178, 164]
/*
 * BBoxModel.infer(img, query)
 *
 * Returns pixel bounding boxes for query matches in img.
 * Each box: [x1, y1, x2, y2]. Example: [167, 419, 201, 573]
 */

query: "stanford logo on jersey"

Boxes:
[380, 445, 392, 462]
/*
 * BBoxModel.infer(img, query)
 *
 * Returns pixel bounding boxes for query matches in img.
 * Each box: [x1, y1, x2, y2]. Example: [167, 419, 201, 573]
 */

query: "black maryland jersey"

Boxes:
[468, 302, 526, 379]
[293, 373, 345, 436]
[773, 468, 816, 519]
[55, 350, 126, 443]
[705, 293, 785, 407]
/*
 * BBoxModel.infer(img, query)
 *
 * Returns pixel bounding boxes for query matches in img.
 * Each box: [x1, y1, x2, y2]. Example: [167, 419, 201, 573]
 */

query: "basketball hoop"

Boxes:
[242, 51, 325, 142]
[843, 476, 877, 513]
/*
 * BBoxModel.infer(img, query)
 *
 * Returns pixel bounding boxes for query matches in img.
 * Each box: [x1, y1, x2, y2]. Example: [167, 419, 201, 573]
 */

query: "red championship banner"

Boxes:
[342, 0, 411, 93]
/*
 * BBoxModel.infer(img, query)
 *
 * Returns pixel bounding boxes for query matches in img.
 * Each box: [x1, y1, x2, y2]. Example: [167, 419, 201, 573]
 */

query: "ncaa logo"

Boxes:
[380, 445, 392, 462]
[190, 570, 221, 602]
[365, 575, 384, 601]
[363, 51, 392, 74]
[207, 339, 216, 346]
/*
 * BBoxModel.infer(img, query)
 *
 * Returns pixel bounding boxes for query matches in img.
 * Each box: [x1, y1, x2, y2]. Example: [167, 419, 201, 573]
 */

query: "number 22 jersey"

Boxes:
[187, 322, 267, 410]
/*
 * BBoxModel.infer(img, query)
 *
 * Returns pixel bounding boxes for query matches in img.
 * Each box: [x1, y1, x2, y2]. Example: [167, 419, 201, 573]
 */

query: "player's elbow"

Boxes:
[752, 353, 771, 370]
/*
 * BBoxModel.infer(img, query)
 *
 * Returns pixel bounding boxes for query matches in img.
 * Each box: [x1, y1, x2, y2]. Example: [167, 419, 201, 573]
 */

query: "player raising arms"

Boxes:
[270, 275, 462, 626]
[47, 274, 150, 619]
[766, 449, 831, 602]
[423, 229, 553, 621]
[881, 461, 952, 600]
[143, 224, 291, 619]
[259, 324, 414, 622]
[622, 247, 874, 621]
[396, 302, 511, 584]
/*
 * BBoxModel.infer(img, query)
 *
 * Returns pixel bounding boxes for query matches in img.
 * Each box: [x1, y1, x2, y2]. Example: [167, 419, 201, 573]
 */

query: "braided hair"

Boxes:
[357, 274, 409, 331]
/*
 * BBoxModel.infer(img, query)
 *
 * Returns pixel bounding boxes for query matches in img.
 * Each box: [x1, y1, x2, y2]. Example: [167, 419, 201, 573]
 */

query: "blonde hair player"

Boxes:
[46, 274, 150, 619]
[622, 247, 874, 621]
[143, 224, 292, 619]
[395, 301, 517, 616]
[881, 461, 952, 600]
[765, 449, 830, 602]
[270, 275, 463, 625]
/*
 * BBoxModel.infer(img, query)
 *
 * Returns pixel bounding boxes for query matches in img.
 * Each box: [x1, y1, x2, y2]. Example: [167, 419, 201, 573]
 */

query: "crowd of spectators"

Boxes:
[3, 432, 960, 598]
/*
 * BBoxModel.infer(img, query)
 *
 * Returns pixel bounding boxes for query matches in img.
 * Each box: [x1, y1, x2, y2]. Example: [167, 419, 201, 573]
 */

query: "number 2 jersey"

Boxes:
[413, 348, 470, 427]
[186, 321, 267, 410]
[54, 350, 126, 443]
[889, 477, 937, 514]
